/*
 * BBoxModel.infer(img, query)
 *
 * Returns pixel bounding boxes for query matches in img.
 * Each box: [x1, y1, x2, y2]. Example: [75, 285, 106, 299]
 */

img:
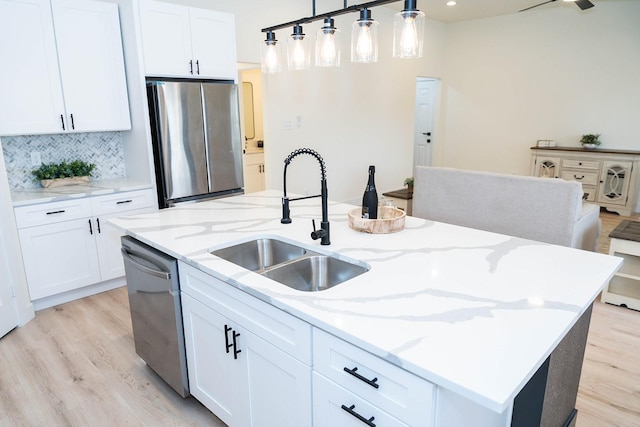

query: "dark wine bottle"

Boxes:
[361, 165, 378, 219]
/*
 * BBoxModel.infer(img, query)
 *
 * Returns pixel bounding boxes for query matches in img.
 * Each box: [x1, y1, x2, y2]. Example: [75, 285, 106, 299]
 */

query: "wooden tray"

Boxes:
[348, 207, 406, 234]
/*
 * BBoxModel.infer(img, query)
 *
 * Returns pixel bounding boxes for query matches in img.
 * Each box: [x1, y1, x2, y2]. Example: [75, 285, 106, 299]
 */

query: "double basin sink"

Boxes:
[210, 238, 368, 292]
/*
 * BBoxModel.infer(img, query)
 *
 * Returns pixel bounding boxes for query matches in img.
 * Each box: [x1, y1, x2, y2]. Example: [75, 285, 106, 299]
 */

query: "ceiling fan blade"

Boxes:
[575, 0, 595, 10]
[519, 0, 557, 12]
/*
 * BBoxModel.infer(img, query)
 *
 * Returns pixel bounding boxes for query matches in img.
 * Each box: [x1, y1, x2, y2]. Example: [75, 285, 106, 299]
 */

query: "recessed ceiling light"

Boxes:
[446, 1, 457, 6]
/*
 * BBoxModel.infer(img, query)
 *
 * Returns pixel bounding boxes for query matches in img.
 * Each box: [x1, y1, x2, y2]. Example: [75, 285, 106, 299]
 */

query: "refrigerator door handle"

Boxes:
[121, 247, 171, 280]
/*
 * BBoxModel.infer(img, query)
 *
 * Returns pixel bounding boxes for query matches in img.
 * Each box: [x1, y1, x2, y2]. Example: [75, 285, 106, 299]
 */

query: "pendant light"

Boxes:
[287, 24, 310, 71]
[315, 18, 341, 67]
[393, 0, 425, 59]
[351, 8, 378, 63]
[261, 31, 281, 73]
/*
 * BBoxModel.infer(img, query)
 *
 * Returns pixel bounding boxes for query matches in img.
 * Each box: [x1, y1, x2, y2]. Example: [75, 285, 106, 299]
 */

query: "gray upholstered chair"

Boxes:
[412, 166, 601, 251]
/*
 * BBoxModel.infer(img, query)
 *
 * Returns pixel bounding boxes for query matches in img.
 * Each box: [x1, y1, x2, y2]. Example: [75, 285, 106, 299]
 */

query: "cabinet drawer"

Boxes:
[313, 329, 434, 426]
[14, 198, 92, 228]
[313, 372, 412, 427]
[560, 171, 599, 186]
[91, 189, 155, 215]
[562, 159, 600, 170]
[179, 261, 312, 364]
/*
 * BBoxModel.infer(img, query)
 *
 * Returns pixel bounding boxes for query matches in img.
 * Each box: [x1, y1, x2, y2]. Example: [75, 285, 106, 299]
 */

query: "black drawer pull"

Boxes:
[343, 367, 379, 389]
[70, 113, 75, 130]
[116, 199, 133, 205]
[573, 175, 585, 180]
[341, 404, 376, 427]
[96, 217, 101, 233]
[88, 219, 93, 235]
[60, 114, 65, 130]
[46, 210, 65, 215]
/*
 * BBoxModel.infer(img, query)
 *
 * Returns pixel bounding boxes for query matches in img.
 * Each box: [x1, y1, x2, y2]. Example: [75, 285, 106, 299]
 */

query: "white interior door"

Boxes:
[413, 78, 438, 171]
[0, 233, 18, 339]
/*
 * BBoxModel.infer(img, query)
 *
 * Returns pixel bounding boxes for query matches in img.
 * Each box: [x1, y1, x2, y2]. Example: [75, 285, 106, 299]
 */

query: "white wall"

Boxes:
[438, 0, 640, 175]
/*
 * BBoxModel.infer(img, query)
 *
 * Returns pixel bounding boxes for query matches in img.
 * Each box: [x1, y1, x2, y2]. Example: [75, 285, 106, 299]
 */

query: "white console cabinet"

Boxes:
[0, 0, 131, 136]
[531, 147, 640, 216]
[14, 189, 154, 308]
[243, 152, 265, 193]
[138, 0, 237, 80]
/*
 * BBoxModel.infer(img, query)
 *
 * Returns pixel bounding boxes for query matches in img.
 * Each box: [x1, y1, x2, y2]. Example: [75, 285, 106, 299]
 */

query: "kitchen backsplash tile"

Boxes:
[1, 132, 126, 189]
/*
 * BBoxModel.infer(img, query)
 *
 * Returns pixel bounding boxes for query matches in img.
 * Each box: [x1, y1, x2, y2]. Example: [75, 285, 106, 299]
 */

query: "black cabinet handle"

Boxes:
[573, 175, 585, 180]
[96, 217, 101, 233]
[189, 59, 194, 74]
[46, 210, 65, 215]
[224, 324, 232, 353]
[343, 367, 379, 389]
[196, 59, 200, 75]
[60, 114, 65, 130]
[70, 113, 75, 130]
[116, 199, 133, 205]
[232, 330, 241, 359]
[341, 404, 376, 427]
[88, 219, 93, 235]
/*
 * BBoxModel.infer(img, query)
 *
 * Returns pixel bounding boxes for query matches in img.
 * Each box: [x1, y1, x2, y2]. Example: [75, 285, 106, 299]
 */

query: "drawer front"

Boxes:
[313, 372, 412, 427]
[560, 171, 599, 186]
[313, 329, 434, 426]
[179, 261, 312, 364]
[14, 198, 92, 228]
[562, 159, 600, 170]
[91, 189, 155, 215]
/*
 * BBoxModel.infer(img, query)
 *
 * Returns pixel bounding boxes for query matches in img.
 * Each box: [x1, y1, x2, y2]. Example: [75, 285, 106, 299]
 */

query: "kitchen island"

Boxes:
[109, 190, 621, 426]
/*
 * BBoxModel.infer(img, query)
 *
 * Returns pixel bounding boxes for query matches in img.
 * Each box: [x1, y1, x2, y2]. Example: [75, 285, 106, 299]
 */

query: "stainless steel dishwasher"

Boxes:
[121, 235, 189, 397]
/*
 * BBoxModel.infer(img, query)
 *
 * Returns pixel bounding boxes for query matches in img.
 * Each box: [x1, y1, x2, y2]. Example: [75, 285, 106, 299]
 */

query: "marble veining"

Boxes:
[108, 190, 622, 413]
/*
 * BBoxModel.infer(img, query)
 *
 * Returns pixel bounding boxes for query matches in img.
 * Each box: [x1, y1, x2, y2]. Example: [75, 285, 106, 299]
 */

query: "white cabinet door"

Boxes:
[182, 293, 244, 427]
[138, 0, 192, 77]
[52, 0, 131, 132]
[189, 8, 237, 80]
[18, 218, 101, 300]
[598, 160, 633, 206]
[532, 156, 561, 178]
[242, 331, 312, 427]
[243, 153, 265, 193]
[138, 0, 237, 79]
[0, 0, 66, 135]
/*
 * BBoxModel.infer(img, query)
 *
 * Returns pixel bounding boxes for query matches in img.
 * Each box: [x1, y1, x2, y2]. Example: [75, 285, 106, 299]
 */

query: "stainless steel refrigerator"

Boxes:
[147, 79, 244, 208]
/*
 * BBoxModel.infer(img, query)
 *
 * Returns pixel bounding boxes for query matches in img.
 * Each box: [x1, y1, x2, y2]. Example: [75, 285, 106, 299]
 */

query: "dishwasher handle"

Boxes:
[121, 247, 171, 281]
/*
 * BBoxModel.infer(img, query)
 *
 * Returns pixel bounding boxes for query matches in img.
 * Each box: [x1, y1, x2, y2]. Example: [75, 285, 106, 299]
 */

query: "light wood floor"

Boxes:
[1, 212, 639, 426]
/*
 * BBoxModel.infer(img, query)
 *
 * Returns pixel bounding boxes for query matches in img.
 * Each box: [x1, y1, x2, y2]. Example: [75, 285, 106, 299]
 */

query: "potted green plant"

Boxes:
[32, 160, 96, 188]
[404, 177, 414, 196]
[580, 133, 601, 149]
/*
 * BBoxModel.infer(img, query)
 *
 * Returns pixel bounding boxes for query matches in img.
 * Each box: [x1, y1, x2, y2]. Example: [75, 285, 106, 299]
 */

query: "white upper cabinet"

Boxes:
[0, 0, 131, 136]
[139, 0, 237, 80]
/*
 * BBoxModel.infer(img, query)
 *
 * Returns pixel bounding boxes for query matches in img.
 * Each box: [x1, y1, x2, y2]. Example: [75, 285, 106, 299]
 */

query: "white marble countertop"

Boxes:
[11, 178, 153, 206]
[108, 190, 621, 413]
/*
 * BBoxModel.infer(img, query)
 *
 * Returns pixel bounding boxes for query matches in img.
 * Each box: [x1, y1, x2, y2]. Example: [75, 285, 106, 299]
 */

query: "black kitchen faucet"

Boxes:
[281, 148, 330, 245]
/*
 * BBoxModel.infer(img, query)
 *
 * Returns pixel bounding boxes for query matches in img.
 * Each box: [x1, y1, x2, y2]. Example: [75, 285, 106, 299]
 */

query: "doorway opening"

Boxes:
[238, 64, 265, 193]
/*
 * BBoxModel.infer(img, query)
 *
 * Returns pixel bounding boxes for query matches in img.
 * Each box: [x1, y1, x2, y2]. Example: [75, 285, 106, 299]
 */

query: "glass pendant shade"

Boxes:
[315, 18, 341, 67]
[393, 4, 425, 59]
[351, 9, 378, 63]
[261, 31, 281, 73]
[287, 25, 310, 71]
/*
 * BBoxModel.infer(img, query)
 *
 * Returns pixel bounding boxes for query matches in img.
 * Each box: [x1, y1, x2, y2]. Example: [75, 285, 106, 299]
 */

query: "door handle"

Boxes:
[120, 248, 171, 280]
[232, 330, 241, 359]
[88, 219, 93, 235]
[224, 324, 233, 353]
[421, 132, 431, 136]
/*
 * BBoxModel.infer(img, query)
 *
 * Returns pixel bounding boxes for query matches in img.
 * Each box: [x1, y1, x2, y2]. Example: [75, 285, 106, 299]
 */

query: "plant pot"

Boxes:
[582, 143, 599, 149]
[40, 176, 91, 188]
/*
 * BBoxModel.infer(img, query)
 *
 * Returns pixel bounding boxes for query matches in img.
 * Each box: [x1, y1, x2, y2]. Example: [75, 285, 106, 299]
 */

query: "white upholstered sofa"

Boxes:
[412, 166, 601, 251]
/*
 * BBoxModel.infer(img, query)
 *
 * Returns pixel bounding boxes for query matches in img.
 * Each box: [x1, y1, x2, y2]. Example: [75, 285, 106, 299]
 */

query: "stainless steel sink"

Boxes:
[210, 238, 308, 271]
[211, 238, 369, 291]
[262, 255, 368, 292]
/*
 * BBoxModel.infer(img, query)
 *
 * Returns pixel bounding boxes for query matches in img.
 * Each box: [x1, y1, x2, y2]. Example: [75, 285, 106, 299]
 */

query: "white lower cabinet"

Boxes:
[14, 189, 154, 302]
[179, 262, 312, 427]
[313, 329, 435, 427]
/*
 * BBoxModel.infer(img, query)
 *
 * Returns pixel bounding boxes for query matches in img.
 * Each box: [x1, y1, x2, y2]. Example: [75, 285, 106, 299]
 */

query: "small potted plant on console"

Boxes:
[580, 133, 601, 149]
